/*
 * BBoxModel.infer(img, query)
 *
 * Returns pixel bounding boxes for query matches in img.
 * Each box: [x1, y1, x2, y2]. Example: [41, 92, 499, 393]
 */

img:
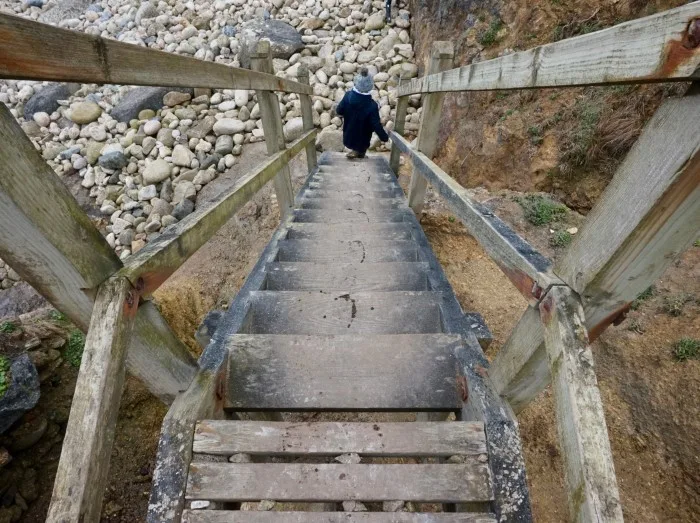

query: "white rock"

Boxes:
[144, 120, 162, 136]
[33, 112, 50, 127]
[213, 118, 246, 135]
[234, 90, 249, 107]
[138, 184, 158, 201]
[283, 117, 304, 142]
[172, 144, 194, 167]
[143, 159, 172, 184]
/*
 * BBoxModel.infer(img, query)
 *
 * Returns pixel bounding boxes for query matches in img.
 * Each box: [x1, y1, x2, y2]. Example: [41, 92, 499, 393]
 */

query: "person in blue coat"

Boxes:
[335, 67, 389, 159]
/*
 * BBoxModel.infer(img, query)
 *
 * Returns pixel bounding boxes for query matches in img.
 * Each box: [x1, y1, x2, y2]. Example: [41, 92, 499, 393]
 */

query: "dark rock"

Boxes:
[238, 18, 304, 68]
[172, 199, 194, 220]
[195, 309, 224, 349]
[23, 83, 79, 120]
[222, 25, 236, 37]
[0, 354, 40, 434]
[98, 151, 128, 170]
[24, 0, 44, 8]
[111, 86, 193, 122]
[0, 283, 47, 320]
[198, 153, 221, 170]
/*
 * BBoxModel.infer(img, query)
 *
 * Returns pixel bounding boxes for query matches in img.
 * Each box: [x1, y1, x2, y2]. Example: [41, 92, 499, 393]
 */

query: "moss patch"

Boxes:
[518, 195, 568, 226]
[0, 356, 10, 399]
[63, 330, 86, 368]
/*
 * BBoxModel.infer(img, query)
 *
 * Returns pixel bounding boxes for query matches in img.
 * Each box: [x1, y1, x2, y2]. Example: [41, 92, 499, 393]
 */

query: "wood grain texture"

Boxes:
[193, 420, 486, 456]
[539, 286, 622, 523]
[293, 208, 408, 223]
[182, 511, 497, 523]
[47, 277, 137, 523]
[389, 76, 410, 174]
[392, 131, 560, 304]
[276, 239, 418, 263]
[297, 63, 318, 172]
[0, 12, 312, 94]
[303, 187, 405, 199]
[298, 197, 404, 210]
[408, 41, 454, 215]
[286, 222, 414, 240]
[225, 334, 462, 410]
[186, 462, 493, 502]
[265, 262, 429, 291]
[398, 3, 700, 96]
[251, 41, 295, 218]
[0, 104, 196, 402]
[247, 291, 442, 335]
[118, 130, 316, 294]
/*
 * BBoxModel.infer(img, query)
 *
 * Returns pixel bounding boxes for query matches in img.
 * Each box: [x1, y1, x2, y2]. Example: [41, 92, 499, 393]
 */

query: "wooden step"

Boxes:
[225, 334, 462, 411]
[303, 188, 404, 199]
[313, 171, 396, 183]
[183, 511, 497, 523]
[298, 198, 404, 210]
[193, 421, 486, 456]
[265, 262, 430, 291]
[186, 462, 491, 504]
[276, 239, 419, 263]
[245, 291, 443, 335]
[293, 208, 407, 223]
[309, 179, 398, 190]
[287, 222, 414, 241]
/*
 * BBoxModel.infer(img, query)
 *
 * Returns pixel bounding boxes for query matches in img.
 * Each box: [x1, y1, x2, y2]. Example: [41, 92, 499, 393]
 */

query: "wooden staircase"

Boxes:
[177, 153, 497, 521]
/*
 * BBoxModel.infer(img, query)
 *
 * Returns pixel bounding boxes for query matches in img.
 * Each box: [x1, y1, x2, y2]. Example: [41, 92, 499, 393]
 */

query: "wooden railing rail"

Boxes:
[397, 2, 700, 96]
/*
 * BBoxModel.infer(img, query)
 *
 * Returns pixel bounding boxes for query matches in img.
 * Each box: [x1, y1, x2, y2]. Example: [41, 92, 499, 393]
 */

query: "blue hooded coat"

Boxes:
[336, 90, 389, 153]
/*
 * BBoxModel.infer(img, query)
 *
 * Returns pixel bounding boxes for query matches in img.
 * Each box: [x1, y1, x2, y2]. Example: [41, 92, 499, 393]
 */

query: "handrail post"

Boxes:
[407, 41, 454, 215]
[250, 41, 295, 219]
[389, 74, 408, 175]
[297, 63, 318, 173]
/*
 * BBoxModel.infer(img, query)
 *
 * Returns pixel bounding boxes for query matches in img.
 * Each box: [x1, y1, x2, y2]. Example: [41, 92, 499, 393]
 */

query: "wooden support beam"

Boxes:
[539, 286, 623, 523]
[0, 104, 196, 402]
[297, 64, 318, 173]
[250, 41, 295, 219]
[407, 41, 454, 215]
[118, 130, 316, 294]
[391, 131, 561, 305]
[46, 277, 138, 522]
[389, 78, 409, 175]
[491, 88, 700, 411]
[0, 12, 312, 95]
[397, 3, 700, 96]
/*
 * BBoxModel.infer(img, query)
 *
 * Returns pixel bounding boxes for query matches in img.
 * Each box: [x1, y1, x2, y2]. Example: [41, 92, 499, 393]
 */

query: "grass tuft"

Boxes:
[662, 293, 693, 317]
[49, 310, 67, 322]
[479, 19, 503, 46]
[518, 195, 568, 226]
[549, 230, 572, 248]
[0, 321, 17, 334]
[63, 330, 86, 368]
[672, 338, 700, 362]
[630, 286, 655, 310]
[0, 356, 9, 399]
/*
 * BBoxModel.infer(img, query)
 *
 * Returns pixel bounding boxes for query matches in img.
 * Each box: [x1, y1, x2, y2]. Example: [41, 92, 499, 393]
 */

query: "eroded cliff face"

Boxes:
[408, 0, 688, 211]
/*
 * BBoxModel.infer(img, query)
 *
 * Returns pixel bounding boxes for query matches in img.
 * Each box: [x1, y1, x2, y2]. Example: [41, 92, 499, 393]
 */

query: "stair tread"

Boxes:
[287, 222, 414, 240]
[182, 511, 497, 523]
[298, 198, 404, 210]
[293, 208, 407, 223]
[246, 291, 443, 335]
[186, 462, 493, 503]
[302, 188, 404, 199]
[193, 420, 485, 456]
[225, 334, 462, 411]
[276, 239, 418, 263]
[265, 262, 429, 291]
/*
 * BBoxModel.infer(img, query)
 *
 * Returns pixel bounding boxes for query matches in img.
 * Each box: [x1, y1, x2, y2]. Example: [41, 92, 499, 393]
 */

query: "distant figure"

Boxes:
[336, 67, 389, 159]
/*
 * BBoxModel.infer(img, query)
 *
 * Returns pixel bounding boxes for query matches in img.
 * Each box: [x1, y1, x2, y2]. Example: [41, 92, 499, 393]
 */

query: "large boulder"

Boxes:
[317, 127, 344, 152]
[111, 87, 192, 122]
[0, 354, 40, 434]
[23, 83, 79, 120]
[238, 19, 304, 68]
[283, 117, 304, 142]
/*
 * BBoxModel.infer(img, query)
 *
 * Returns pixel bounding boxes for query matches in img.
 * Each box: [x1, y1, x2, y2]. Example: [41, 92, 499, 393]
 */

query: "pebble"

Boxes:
[68, 101, 102, 124]
[143, 120, 162, 135]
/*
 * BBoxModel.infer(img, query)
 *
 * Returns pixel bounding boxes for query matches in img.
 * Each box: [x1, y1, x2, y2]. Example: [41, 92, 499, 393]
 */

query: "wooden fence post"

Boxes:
[297, 63, 318, 173]
[250, 41, 295, 219]
[490, 88, 700, 412]
[47, 276, 138, 522]
[539, 286, 623, 523]
[0, 103, 196, 403]
[389, 75, 409, 175]
[407, 41, 454, 215]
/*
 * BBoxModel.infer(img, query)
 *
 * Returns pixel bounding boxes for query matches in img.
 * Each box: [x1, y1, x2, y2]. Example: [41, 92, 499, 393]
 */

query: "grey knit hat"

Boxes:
[353, 67, 374, 93]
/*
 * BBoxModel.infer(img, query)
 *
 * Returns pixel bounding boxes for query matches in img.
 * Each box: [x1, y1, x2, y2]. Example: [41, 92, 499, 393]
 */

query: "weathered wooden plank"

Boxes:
[251, 41, 295, 219]
[194, 420, 486, 456]
[392, 131, 560, 304]
[276, 239, 418, 263]
[298, 197, 404, 210]
[398, 3, 700, 96]
[297, 63, 318, 172]
[265, 262, 429, 291]
[491, 89, 700, 411]
[303, 188, 405, 199]
[186, 463, 493, 503]
[389, 77, 410, 175]
[293, 208, 408, 223]
[118, 130, 316, 294]
[47, 277, 138, 523]
[226, 334, 462, 411]
[148, 371, 224, 523]
[0, 12, 312, 94]
[539, 286, 622, 523]
[0, 103, 196, 402]
[247, 291, 442, 335]
[182, 511, 497, 522]
[408, 41, 454, 215]
[286, 222, 414, 240]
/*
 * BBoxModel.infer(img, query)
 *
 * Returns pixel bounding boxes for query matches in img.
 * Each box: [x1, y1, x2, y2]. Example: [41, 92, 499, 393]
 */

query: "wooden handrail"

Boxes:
[397, 2, 700, 96]
[0, 12, 313, 95]
[118, 129, 317, 295]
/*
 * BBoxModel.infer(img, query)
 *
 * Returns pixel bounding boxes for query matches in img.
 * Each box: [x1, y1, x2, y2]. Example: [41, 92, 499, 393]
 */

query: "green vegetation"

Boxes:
[0, 321, 17, 334]
[0, 356, 10, 399]
[627, 318, 644, 334]
[479, 19, 503, 47]
[63, 330, 86, 368]
[561, 101, 601, 168]
[518, 195, 567, 226]
[527, 125, 543, 145]
[630, 286, 655, 310]
[448, 216, 456, 223]
[694, 239, 700, 247]
[549, 230, 572, 248]
[672, 338, 700, 362]
[49, 310, 67, 322]
[662, 293, 693, 317]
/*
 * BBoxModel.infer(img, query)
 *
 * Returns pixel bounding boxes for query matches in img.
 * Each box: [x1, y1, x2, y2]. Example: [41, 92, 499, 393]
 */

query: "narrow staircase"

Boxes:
[180, 153, 497, 521]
